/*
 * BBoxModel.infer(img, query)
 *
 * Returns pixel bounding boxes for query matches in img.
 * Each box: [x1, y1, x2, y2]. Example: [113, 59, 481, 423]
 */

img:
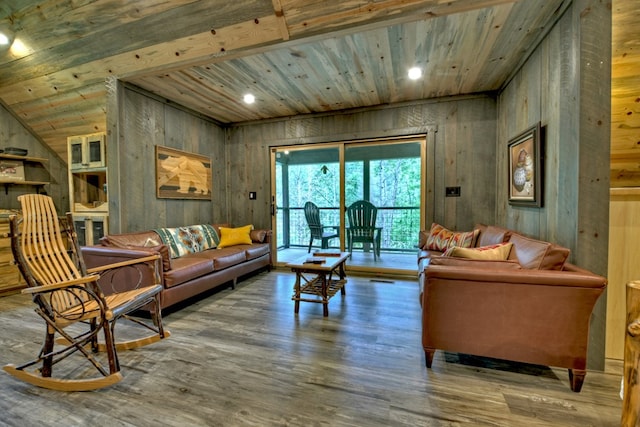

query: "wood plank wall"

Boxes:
[496, 0, 611, 370]
[106, 80, 226, 232]
[0, 103, 68, 212]
[104, 0, 610, 370]
[226, 96, 498, 232]
[108, 81, 498, 237]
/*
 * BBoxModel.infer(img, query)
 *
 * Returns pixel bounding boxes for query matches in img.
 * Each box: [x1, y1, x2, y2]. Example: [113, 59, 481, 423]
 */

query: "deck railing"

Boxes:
[276, 206, 420, 253]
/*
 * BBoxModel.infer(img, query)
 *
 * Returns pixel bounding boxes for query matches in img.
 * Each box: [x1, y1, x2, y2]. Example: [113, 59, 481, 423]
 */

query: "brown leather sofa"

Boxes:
[81, 224, 272, 312]
[417, 223, 607, 392]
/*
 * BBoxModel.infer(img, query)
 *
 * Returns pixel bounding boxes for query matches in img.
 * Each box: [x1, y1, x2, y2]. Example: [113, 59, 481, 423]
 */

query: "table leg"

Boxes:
[320, 272, 329, 317]
[339, 261, 347, 295]
[294, 270, 301, 314]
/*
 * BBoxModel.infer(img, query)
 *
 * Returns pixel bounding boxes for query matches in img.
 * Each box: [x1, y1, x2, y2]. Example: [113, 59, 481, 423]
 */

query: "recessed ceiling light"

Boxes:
[408, 67, 422, 80]
[243, 94, 255, 104]
[0, 27, 14, 46]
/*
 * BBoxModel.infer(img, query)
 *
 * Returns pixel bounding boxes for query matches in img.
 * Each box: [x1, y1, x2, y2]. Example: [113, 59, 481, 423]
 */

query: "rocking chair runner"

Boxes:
[4, 194, 169, 391]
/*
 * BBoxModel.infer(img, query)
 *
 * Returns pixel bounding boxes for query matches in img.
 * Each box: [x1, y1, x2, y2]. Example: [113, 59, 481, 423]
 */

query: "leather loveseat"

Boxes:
[81, 223, 272, 312]
[417, 223, 607, 392]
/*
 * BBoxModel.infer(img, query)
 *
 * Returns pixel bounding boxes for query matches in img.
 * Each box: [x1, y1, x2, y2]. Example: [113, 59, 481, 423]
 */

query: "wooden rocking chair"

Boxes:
[3, 194, 169, 391]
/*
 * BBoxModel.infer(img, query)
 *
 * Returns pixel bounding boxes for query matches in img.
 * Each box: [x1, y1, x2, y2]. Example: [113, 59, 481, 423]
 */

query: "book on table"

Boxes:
[313, 250, 341, 257]
[304, 257, 326, 264]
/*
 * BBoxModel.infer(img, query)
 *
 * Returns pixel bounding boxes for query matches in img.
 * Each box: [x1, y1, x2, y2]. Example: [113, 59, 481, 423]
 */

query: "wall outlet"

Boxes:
[445, 186, 461, 197]
[249, 191, 257, 200]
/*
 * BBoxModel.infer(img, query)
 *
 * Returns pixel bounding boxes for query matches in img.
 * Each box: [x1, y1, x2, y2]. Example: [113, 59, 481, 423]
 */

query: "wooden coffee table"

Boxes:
[287, 252, 349, 317]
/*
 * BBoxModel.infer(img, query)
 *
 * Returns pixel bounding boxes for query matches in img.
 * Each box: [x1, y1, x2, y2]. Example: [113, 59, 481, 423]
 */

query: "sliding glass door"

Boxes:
[344, 140, 423, 267]
[272, 145, 341, 258]
[271, 137, 425, 274]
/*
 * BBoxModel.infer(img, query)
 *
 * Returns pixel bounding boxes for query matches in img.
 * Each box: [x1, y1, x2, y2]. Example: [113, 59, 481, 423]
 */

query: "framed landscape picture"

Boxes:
[508, 122, 543, 207]
[155, 146, 212, 200]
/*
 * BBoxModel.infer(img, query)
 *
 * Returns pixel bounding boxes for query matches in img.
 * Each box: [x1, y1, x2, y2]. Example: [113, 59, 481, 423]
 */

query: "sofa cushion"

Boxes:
[425, 223, 479, 252]
[218, 225, 253, 248]
[163, 256, 214, 288]
[212, 249, 249, 270]
[188, 246, 249, 270]
[244, 243, 270, 260]
[475, 224, 512, 247]
[154, 227, 199, 258]
[444, 243, 513, 261]
[508, 233, 570, 270]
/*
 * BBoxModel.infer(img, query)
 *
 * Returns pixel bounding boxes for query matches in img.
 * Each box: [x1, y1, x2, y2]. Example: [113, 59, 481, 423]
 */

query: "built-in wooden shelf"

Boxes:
[0, 153, 48, 163]
[0, 154, 50, 193]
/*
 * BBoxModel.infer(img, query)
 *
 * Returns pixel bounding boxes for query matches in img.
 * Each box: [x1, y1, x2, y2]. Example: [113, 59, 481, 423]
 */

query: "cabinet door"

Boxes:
[73, 216, 107, 246]
[69, 137, 85, 170]
[68, 134, 106, 171]
[91, 219, 105, 245]
[86, 134, 106, 169]
[74, 219, 87, 246]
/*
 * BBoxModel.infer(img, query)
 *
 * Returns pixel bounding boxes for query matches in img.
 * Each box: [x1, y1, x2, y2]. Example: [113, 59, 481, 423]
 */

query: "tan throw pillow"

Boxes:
[425, 223, 479, 252]
[444, 242, 513, 260]
[429, 256, 522, 270]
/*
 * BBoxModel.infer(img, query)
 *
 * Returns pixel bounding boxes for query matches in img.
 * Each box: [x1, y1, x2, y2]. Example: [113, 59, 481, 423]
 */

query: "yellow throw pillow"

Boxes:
[444, 242, 513, 261]
[217, 225, 254, 248]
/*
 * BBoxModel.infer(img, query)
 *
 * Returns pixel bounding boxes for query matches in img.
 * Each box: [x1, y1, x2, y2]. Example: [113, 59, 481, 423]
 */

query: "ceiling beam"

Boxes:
[0, 0, 515, 108]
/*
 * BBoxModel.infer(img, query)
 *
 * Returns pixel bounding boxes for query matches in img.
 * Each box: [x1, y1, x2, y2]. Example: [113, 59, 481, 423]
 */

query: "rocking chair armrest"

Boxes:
[86, 254, 161, 274]
[21, 274, 101, 295]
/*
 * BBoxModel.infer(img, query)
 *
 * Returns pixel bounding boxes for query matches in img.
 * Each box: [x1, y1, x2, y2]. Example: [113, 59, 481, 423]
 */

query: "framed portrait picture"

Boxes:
[508, 122, 543, 207]
[155, 146, 212, 200]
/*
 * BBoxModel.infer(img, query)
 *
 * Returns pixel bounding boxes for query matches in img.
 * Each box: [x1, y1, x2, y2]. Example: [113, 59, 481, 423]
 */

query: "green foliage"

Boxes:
[275, 145, 422, 251]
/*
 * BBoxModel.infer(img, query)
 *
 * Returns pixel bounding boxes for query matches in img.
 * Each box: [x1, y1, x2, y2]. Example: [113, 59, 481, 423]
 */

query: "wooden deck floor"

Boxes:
[0, 270, 623, 426]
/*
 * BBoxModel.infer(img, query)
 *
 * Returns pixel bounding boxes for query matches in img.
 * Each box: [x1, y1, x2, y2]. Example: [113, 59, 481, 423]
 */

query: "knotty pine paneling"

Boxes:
[610, 0, 640, 187]
[607, 189, 640, 360]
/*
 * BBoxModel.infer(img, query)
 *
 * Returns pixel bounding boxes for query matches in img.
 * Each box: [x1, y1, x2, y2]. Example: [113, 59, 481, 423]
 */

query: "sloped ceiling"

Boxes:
[0, 0, 603, 167]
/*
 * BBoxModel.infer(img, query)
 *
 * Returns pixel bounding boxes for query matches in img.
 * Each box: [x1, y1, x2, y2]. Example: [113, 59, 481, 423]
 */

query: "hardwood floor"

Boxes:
[0, 270, 623, 426]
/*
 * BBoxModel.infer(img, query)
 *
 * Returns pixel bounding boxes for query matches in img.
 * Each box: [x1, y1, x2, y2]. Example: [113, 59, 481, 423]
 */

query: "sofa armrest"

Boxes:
[418, 230, 429, 250]
[81, 246, 164, 294]
[251, 229, 272, 244]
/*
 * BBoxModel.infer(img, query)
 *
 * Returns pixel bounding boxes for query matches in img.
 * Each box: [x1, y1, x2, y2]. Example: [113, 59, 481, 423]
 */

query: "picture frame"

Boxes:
[508, 122, 543, 207]
[155, 146, 212, 200]
[0, 160, 25, 182]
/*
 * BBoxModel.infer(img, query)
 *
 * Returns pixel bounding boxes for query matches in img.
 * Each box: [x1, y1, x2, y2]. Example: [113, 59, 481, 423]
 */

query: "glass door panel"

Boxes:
[344, 141, 422, 267]
[272, 146, 341, 264]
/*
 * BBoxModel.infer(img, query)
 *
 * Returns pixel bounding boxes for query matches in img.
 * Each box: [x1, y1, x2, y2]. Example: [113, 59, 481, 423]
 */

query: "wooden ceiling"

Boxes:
[0, 0, 635, 188]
